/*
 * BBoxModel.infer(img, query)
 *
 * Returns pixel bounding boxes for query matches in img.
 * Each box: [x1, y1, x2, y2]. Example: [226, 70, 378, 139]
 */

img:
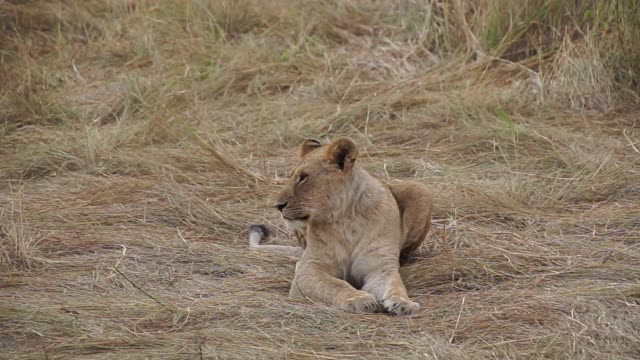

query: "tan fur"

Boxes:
[249, 137, 432, 315]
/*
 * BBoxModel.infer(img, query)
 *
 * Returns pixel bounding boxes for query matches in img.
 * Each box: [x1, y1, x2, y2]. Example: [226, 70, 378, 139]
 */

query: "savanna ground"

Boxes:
[1, 1, 640, 359]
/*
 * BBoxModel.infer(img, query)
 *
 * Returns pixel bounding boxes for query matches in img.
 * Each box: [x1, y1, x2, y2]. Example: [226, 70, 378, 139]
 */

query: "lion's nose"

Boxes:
[275, 201, 288, 212]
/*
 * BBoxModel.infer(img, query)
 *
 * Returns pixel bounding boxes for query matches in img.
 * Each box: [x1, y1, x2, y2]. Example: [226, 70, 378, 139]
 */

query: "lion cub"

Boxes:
[250, 137, 432, 315]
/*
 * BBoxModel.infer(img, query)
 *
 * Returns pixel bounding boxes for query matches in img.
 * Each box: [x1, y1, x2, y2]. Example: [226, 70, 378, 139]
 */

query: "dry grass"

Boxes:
[1, 0, 639, 359]
[0, 186, 46, 270]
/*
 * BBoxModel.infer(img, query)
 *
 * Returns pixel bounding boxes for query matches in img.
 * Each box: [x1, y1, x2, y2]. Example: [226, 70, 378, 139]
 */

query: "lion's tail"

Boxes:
[248, 224, 269, 248]
[247, 224, 303, 257]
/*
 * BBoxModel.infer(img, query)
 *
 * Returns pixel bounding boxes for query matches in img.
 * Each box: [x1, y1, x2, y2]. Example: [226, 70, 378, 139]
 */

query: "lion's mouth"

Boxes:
[283, 215, 309, 221]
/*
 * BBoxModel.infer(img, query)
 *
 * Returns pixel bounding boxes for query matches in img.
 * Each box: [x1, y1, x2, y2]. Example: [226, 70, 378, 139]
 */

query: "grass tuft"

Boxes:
[0, 187, 46, 270]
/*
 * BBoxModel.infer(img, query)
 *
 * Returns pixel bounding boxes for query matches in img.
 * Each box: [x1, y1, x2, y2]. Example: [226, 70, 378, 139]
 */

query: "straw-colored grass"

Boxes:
[1, 1, 639, 358]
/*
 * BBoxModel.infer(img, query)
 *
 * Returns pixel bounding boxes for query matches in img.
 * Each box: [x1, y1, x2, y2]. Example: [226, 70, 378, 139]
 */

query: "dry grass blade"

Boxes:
[193, 133, 269, 184]
[112, 266, 165, 307]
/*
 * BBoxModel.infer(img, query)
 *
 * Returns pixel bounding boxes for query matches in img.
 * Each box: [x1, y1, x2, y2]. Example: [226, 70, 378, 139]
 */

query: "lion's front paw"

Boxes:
[383, 296, 420, 316]
[341, 291, 381, 313]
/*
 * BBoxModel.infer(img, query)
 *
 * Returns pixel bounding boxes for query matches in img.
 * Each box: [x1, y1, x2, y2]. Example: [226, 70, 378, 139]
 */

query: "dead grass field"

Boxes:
[1, 1, 640, 359]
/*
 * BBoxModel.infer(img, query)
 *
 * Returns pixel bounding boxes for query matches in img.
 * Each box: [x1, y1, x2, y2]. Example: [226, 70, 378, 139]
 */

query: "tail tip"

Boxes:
[248, 224, 269, 238]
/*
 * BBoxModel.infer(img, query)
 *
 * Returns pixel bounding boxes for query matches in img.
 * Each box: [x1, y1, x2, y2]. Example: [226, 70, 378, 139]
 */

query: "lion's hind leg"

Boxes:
[389, 181, 433, 260]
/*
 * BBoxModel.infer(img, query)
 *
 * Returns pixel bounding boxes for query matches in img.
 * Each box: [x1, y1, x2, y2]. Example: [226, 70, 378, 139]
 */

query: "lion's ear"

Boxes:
[298, 139, 322, 159]
[325, 137, 358, 173]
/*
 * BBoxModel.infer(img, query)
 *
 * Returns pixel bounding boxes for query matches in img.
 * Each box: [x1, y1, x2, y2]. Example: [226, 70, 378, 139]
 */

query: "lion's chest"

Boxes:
[333, 219, 394, 286]
[307, 202, 401, 287]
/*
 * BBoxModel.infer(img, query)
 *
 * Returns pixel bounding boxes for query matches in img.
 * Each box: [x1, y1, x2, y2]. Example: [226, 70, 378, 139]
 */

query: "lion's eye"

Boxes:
[297, 173, 308, 184]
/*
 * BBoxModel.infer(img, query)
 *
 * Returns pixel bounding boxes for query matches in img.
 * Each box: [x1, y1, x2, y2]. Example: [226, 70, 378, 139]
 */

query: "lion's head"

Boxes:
[275, 137, 359, 221]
